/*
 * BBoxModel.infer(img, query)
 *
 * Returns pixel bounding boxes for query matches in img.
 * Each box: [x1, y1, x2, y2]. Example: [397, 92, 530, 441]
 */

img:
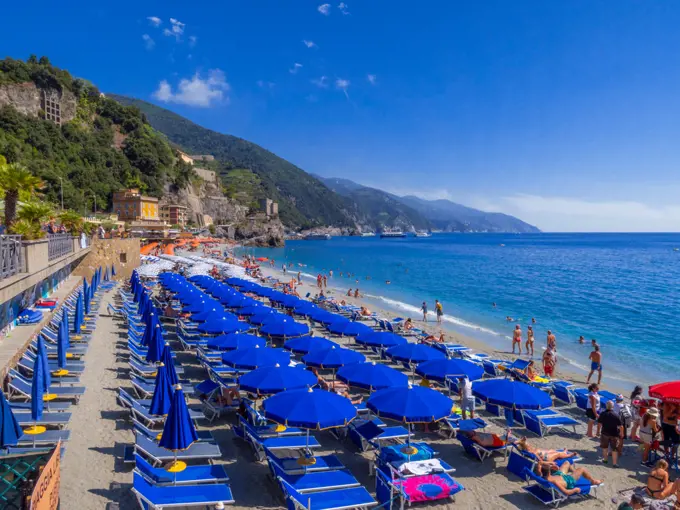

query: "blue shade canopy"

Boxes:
[367, 386, 454, 423]
[259, 319, 310, 339]
[386, 343, 446, 365]
[283, 336, 339, 355]
[221, 346, 291, 370]
[355, 332, 408, 349]
[263, 388, 357, 429]
[159, 385, 198, 451]
[249, 312, 288, 326]
[207, 333, 265, 351]
[277, 295, 303, 308]
[415, 359, 485, 383]
[35, 337, 51, 390]
[302, 346, 366, 369]
[182, 299, 212, 314]
[0, 389, 21, 448]
[83, 279, 90, 314]
[191, 305, 225, 322]
[239, 365, 317, 396]
[149, 362, 173, 416]
[219, 293, 250, 308]
[337, 362, 409, 391]
[226, 277, 250, 287]
[238, 305, 268, 317]
[326, 320, 373, 337]
[472, 379, 552, 410]
[161, 343, 179, 386]
[292, 302, 319, 316]
[146, 324, 165, 363]
[252, 287, 276, 298]
[197, 315, 249, 335]
[306, 309, 342, 325]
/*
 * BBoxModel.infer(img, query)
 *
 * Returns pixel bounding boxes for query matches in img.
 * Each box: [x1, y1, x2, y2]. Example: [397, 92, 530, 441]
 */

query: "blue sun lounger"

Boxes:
[521, 467, 603, 507]
[11, 401, 71, 412]
[552, 382, 575, 405]
[268, 457, 361, 494]
[441, 416, 488, 438]
[134, 433, 222, 467]
[236, 419, 321, 462]
[278, 477, 377, 510]
[119, 390, 203, 427]
[15, 412, 71, 429]
[8, 377, 85, 403]
[132, 418, 215, 443]
[17, 429, 71, 446]
[457, 433, 511, 462]
[347, 419, 411, 452]
[522, 410, 580, 437]
[267, 450, 347, 474]
[21, 355, 85, 375]
[9, 368, 81, 387]
[129, 359, 185, 378]
[135, 455, 229, 486]
[130, 375, 194, 399]
[507, 448, 582, 481]
[132, 472, 234, 509]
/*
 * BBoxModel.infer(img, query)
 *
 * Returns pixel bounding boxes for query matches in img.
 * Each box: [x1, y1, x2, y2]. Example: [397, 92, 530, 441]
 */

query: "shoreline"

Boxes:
[245, 260, 633, 395]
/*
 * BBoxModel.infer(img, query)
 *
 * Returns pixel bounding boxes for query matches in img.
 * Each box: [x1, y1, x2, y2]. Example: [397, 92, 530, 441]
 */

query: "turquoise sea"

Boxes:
[238, 233, 680, 388]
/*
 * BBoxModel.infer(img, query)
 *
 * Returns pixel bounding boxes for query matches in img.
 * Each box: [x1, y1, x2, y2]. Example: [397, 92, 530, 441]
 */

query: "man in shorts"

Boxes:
[458, 376, 475, 419]
[597, 400, 623, 467]
[435, 300, 443, 324]
[587, 344, 603, 384]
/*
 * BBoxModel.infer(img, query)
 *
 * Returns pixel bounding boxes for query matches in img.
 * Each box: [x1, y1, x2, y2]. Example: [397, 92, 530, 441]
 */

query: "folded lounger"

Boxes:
[521, 467, 602, 507]
[551, 382, 575, 405]
[135, 454, 229, 486]
[132, 472, 234, 509]
[278, 477, 377, 510]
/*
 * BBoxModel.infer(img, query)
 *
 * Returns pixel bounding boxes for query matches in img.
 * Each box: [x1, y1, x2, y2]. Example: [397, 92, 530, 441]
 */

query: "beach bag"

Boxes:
[619, 404, 633, 422]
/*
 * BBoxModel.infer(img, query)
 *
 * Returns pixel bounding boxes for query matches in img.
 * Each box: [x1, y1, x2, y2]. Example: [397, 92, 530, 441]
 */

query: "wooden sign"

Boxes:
[30, 441, 60, 510]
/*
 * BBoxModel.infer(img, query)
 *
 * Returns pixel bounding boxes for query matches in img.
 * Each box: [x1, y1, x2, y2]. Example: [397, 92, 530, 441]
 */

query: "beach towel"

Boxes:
[398, 459, 444, 476]
[618, 487, 677, 510]
[380, 443, 434, 464]
[395, 474, 460, 502]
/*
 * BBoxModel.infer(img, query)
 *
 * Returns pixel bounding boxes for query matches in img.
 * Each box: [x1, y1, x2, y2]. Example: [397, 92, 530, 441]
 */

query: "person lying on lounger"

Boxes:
[459, 430, 516, 448]
[516, 437, 578, 462]
[535, 460, 603, 496]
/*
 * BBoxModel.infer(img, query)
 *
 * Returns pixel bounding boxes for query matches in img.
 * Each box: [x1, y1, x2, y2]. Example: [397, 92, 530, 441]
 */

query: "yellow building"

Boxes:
[112, 189, 159, 221]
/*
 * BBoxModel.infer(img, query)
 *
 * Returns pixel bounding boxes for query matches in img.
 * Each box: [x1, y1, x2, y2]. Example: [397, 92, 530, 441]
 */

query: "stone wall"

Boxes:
[0, 83, 77, 123]
[72, 238, 141, 282]
[194, 167, 217, 183]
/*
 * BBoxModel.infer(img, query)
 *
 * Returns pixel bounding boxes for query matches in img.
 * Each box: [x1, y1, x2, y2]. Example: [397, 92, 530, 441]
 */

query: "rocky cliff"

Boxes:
[0, 82, 77, 123]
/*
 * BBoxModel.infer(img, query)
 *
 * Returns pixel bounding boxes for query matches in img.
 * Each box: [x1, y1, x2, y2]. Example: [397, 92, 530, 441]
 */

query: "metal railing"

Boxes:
[0, 235, 22, 280]
[47, 233, 73, 261]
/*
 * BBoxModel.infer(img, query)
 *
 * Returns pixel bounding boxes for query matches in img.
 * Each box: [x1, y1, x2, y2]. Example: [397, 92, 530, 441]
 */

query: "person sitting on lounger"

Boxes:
[340, 389, 363, 405]
[516, 437, 577, 462]
[404, 318, 414, 330]
[460, 430, 514, 448]
[647, 459, 676, 499]
[360, 306, 372, 317]
[535, 460, 602, 496]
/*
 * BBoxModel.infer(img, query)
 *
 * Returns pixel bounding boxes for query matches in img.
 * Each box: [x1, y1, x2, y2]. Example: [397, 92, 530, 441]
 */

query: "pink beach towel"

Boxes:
[396, 474, 459, 502]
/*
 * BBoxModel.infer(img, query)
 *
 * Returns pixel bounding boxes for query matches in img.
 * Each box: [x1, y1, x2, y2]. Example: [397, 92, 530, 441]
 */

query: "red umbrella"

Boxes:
[257, 257, 269, 262]
[649, 381, 680, 403]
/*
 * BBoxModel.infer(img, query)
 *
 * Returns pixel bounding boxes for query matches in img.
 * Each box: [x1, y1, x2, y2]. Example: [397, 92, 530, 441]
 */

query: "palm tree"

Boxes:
[0, 163, 44, 227]
[59, 210, 83, 234]
[17, 201, 54, 225]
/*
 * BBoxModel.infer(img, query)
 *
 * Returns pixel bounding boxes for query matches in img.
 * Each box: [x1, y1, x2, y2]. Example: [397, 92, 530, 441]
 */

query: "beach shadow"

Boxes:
[89, 482, 135, 507]
[100, 409, 128, 421]
[499, 492, 537, 508]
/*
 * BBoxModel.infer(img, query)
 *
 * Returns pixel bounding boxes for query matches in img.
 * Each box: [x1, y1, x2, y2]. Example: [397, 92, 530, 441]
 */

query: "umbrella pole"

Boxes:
[173, 451, 178, 485]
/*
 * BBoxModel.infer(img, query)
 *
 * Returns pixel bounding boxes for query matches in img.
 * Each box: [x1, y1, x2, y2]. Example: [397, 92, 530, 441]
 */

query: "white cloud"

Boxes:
[163, 18, 185, 40]
[289, 63, 303, 74]
[303, 40, 317, 49]
[147, 16, 162, 27]
[338, 2, 350, 14]
[153, 69, 230, 107]
[318, 3, 331, 15]
[142, 34, 155, 50]
[188, 35, 197, 47]
[311, 76, 328, 88]
[367, 74, 377, 85]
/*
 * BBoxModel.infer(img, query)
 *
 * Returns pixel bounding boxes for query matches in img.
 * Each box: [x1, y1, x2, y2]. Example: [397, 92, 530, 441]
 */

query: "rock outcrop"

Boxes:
[0, 83, 77, 123]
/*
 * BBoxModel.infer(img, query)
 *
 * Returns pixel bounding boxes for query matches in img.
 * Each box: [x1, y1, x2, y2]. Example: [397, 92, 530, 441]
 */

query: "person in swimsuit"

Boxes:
[526, 326, 535, 356]
[347, 288, 352, 297]
[512, 325, 522, 354]
[525, 360, 537, 380]
[587, 344, 603, 384]
[647, 459, 675, 499]
[535, 461, 602, 496]
[460, 430, 514, 448]
[547, 330, 557, 351]
[586, 383, 601, 438]
[516, 437, 577, 462]
[542, 347, 556, 377]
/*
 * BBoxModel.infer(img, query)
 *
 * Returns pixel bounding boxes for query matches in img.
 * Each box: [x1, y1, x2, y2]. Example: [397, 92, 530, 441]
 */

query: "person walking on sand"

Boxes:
[526, 325, 535, 356]
[547, 330, 557, 351]
[297, 271, 302, 284]
[587, 344, 603, 384]
[542, 346, 556, 378]
[598, 400, 623, 466]
[282, 264, 287, 275]
[421, 301, 428, 322]
[435, 300, 443, 324]
[512, 325, 522, 355]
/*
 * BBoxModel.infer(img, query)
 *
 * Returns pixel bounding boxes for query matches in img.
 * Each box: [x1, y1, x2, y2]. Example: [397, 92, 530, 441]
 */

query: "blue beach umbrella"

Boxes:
[149, 362, 173, 416]
[207, 333, 265, 351]
[112, 264, 116, 277]
[283, 336, 339, 355]
[337, 362, 409, 391]
[181, 299, 211, 314]
[60, 310, 70, 349]
[104, 267, 110, 281]
[263, 388, 357, 430]
[191, 305, 225, 322]
[159, 384, 198, 474]
[386, 343, 446, 365]
[471, 379, 552, 411]
[259, 318, 310, 339]
[292, 302, 319, 316]
[239, 365, 317, 396]
[146, 324, 165, 363]
[238, 305, 268, 317]
[56, 319, 67, 371]
[161, 342, 179, 386]
[197, 315, 250, 335]
[326, 320, 373, 337]
[307, 309, 343, 326]
[222, 346, 291, 370]
[355, 332, 408, 349]
[31, 345, 46, 425]
[35, 337, 51, 390]
[0, 389, 22, 449]
[302, 346, 365, 370]
[415, 359, 485, 384]
[368, 385, 453, 424]
[83, 278, 90, 314]
[141, 313, 159, 347]
[73, 292, 83, 334]
[249, 311, 287, 326]
[253, 287, 276, 298]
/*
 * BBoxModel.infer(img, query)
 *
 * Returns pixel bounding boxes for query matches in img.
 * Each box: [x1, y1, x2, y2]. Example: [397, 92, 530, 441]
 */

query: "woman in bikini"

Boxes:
[516, 437, 577, 462]
[535, 461, 602, 496]
[647, 459, 675, 499]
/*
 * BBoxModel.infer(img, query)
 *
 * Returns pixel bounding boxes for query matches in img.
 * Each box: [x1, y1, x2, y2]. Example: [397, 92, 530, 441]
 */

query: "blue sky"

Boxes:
[4, 1, 680, 231]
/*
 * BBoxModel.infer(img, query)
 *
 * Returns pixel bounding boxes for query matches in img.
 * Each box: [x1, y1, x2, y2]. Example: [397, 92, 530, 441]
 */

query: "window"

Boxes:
[119, 253, 127, 263]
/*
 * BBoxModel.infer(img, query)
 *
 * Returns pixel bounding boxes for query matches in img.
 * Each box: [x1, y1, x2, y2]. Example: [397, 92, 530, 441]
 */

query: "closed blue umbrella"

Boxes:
[104, 267, 110, 281]
[146, 324, 164, 363]
[355, 332, 408, 349]
[141, 313, 158, 347]
[73, 292, 83, 334]
[326, 320, 373, 337]
[263, 388, 357, 430]
[415, 359, 485, 383]
[161, 342, 179, 386]
[0, 389, 22, 449]
[83, 278, 90, 314]
[239, 365, 317, 396]
[337, 362, 409, 391]
[386, 343, 446, 365]
[207, 333, 265, 351]
[29, 343, 47, 435]
[197, 315, 250, 335]
[283, 336, 339, 355]
[56, 318, 67, 372]
[367, 385, 453, 424]
[149, 362, 173, 416]
[222, 346, 290, 370]
[302, 346, 365, 369]
[111, 264, 116, 276]
[260, 319, 310, 339]
[35, 337, 51, 390]
[61, 309, 70, 349]
[159, 385, 198, 474]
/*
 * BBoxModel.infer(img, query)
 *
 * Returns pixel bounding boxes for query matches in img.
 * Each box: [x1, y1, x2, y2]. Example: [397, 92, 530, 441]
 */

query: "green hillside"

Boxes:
[109, 95, 352, 229]
[0, 57, 194, 214]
